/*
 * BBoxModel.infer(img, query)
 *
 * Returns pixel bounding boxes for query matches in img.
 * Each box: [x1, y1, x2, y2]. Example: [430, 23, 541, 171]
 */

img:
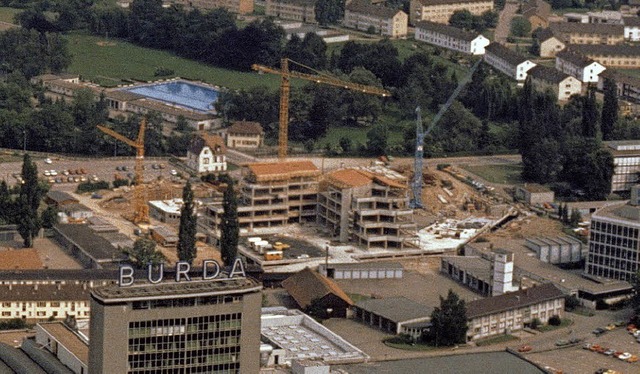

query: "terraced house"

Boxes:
[409, 0, 493, 25]
[266, 0, 317, 23]
[415, 20, 490, 55]
[548, 22, 625, 45]
[343, 0, 408, 38]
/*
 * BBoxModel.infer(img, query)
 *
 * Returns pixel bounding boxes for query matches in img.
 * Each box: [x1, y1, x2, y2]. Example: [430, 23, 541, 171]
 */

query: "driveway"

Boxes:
[495, 1, 519, 43]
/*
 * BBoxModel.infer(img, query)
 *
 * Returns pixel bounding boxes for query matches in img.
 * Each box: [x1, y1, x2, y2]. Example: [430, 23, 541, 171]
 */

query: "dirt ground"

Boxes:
[487, 215, 565, 241]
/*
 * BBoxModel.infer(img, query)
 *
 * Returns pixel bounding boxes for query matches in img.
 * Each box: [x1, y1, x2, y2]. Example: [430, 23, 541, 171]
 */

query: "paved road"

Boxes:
[495, 1, 519, 43]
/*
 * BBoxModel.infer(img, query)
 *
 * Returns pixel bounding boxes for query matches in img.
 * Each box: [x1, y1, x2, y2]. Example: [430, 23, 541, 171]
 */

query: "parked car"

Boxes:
[618, 352, 632, 360]
[518, 345, 532, 352]
[80, 168, 86, 174]
[62, 170, 69, 175]
[44, 158, 52, 164]
[91, 193, 102, 199]
[627, 355, 638, 363]
[49, 170, 57, 176]
[606, 324, 616, 331]
[43, 171, 51, 176]
[67, 176, 74, 182]
[604, 349, 615, 356]
[593, 327, 606, 336]
[170, 169, 178, 176]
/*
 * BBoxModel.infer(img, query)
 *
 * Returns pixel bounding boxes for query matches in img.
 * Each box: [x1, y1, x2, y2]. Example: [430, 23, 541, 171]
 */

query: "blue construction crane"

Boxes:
[410, 59, 482, 209]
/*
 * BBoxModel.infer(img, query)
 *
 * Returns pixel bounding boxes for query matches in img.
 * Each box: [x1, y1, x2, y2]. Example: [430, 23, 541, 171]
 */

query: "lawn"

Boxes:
[0, 7, 19, 24]
[315, 122, 407, 151]
[65, 32, 283, 90]
[461, 164, 523, 185]
[474, 334, 519, 346]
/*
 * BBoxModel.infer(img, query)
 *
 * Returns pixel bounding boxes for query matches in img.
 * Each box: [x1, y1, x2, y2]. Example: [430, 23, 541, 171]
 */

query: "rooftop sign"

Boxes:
[118, 258, 246, 287]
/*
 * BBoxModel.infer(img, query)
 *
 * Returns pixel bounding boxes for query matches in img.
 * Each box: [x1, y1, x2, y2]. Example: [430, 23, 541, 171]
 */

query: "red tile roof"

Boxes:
[282, 267, 353, 309]
[247, 161, 320, 181]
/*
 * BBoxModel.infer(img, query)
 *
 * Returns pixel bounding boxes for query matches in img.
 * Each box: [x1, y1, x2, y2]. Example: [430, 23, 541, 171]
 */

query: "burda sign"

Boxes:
[118, 258, 246, 287]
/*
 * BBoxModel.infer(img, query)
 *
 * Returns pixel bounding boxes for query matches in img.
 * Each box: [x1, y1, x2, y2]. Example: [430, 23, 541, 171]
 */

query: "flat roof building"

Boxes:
[352, 296, 432, 339]
[88, 277, 262, 374]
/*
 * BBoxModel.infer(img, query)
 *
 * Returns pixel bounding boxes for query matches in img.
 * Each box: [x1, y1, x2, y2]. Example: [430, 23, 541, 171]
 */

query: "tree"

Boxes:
[425, 289, 467, 346]
[601, 77, 618, 141]
[569, 209, 582, 227]
[582, 85, 599, 138]
[548, 315, 561, 326]
[339, 136, 352, 153]
[366, 124, 388, 156]
[40, 206, 58, 229]
[565, 295, 580, 311]
[315, 0, 345, 25]
[449, 9, 475, 30]
[17, 154, 45, 248]
[562, 203, 569, 224]
[510, 17, 531, 37]
[177, 180, 197, 264]
[124, 238, 166, 269]
[220, 174, 239, 266]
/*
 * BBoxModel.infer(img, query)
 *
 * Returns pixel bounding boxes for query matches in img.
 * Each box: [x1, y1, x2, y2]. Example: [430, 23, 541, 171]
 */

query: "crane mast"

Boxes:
[97, 119, 149, 224]
[410, 59, 482, 209]
[252, 58, 391, 159]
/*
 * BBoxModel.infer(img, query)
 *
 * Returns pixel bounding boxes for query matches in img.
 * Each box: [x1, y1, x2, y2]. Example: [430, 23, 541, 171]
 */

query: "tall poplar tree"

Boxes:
[220, 174, 239, 266]
[425, 290, 467, 346]
[177, 180, 197, 264]
[601, 77, 618, 141]
[17, 154, 45, 248]
[582, 85, 599, 138]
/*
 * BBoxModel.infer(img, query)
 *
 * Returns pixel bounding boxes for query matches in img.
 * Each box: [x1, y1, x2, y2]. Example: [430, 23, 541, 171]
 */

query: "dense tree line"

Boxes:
[448, 9, 499, 33]
[518, 79, 614, 200]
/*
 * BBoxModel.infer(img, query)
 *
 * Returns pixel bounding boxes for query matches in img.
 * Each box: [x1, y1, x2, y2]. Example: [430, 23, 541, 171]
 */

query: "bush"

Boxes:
[529, 317, 541, 330]
[76, 180, 109, 193]
[548, 315, 562, 326]
[113, 178, 131, 188]
[0, 318, 27, 330]
[565, 295, 580, 311]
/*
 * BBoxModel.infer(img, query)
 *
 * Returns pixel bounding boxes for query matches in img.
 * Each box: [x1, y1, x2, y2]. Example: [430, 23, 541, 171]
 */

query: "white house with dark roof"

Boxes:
[528, 65, 582, 101]
[556, 49, 606, 83]
[483, 42, 537, 83]
[343, 0, 408, 38]
[624, 16, 640, 41]
[186, 133, 227, 174]
[415, 21, 490, 55]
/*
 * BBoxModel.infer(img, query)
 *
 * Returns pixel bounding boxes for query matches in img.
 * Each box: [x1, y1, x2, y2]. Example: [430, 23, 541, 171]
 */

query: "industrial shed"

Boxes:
[525, 235, 583, 264]
[352, 296, 432, 339]
[318, 262, 403, 279]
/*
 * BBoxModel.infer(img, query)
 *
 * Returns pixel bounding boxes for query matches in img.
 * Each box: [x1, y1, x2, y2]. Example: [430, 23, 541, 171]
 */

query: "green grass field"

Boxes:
[315, 122, 407, 150]
[461, 164, 523, 185]
[65, 32, 283, 90]
[0, 7, 19, 24]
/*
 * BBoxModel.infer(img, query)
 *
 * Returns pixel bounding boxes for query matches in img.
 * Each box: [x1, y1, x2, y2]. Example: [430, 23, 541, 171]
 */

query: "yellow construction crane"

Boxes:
[97, 119, 149, 224]
[252, 58, 391, 159]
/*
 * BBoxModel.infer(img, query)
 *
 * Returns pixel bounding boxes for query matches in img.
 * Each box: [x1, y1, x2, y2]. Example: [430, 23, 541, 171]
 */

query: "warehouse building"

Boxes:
[524, 235, 584, 264]
[318, 262, 403, 279]
[352, 297, 432, 339]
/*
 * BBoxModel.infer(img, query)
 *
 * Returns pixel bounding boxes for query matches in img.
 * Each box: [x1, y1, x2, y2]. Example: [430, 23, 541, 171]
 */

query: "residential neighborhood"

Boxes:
[0, 0, 639, 373]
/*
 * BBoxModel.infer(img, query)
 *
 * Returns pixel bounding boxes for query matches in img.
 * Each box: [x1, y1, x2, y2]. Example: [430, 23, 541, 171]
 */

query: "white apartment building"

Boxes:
[528, 65, 582, 102]
[415, 20, 490, 55]
[0, 284, 91, 322]
[624, 16, 640, 41]
[467, 283, 565, 340]
[409, 0, 494, 25]
[555, 49, 606, 83]
[484, 42, 536, 83]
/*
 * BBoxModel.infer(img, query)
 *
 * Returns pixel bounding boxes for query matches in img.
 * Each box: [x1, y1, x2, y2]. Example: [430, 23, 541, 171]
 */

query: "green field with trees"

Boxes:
[0, 6, 20, 23]
[66, 33, 283, 89]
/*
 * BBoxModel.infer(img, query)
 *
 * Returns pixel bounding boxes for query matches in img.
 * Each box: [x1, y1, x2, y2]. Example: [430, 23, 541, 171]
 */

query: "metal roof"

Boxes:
[355, 296, 432, 323]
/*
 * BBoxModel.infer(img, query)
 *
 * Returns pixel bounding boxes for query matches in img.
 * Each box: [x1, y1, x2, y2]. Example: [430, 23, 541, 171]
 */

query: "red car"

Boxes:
[518, 345, 533, 352]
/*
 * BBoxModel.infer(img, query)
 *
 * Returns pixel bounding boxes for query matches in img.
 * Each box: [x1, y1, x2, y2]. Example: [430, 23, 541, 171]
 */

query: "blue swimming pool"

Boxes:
[123, 81, 219, 113]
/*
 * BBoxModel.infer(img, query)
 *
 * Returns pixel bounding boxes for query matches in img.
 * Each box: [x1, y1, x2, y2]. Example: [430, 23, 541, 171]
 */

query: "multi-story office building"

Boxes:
[409, 0, 493, 25]
[586, 187, 640, 281]
[317, 167, 418, 249]
[88, 277, 262, 374]
[605, 140, 640, 192]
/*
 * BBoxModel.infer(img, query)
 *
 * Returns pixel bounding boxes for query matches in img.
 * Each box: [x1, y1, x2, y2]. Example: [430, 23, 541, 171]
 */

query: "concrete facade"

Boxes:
[514, 184, 554, 205]
[88, 278, 262, 374]
[484, 43, 537, 83]
[343, 2, 408, 38]
[266, 0, 316, 23]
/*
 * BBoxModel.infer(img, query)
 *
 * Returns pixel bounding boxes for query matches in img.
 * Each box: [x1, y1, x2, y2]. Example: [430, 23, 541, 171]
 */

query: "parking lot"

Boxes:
[0, 156, 179, 187]
[524, 309, 638, 374]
